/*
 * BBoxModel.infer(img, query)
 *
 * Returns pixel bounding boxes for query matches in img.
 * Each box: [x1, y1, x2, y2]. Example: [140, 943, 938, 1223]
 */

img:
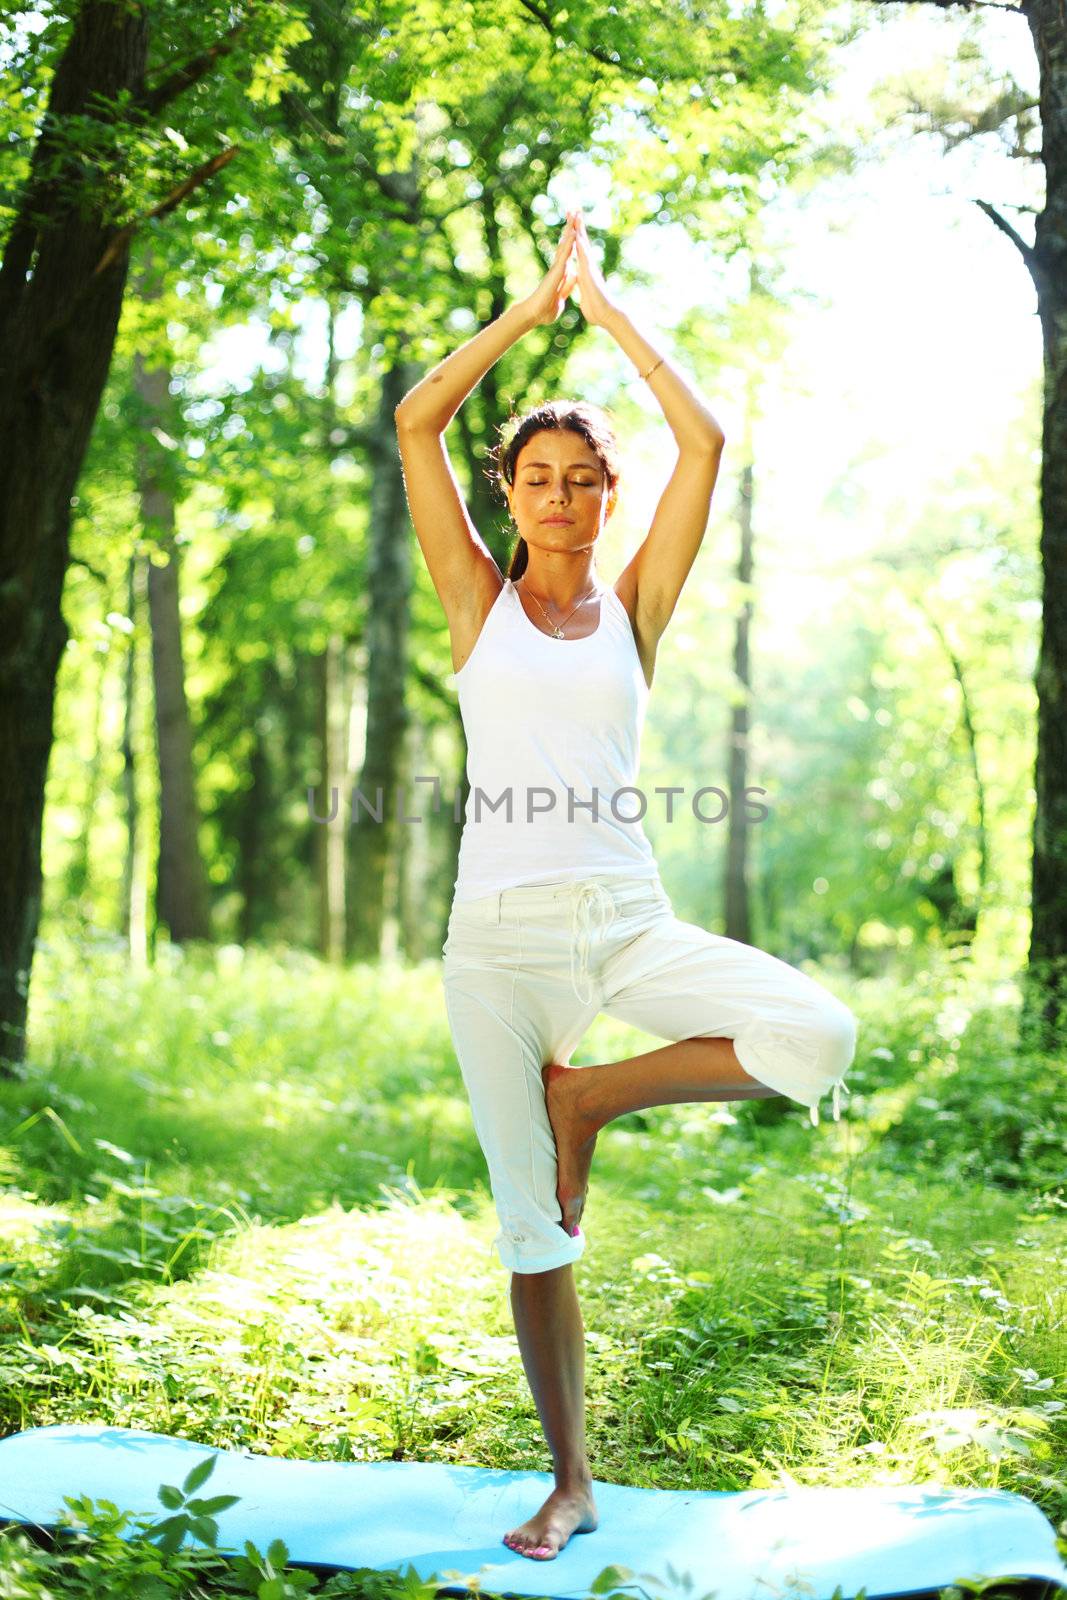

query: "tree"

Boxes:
[0, 0, 303, 1072]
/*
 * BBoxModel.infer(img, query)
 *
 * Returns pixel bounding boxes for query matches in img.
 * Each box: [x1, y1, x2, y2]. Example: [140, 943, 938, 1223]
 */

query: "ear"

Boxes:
[606, 483, 618, 520]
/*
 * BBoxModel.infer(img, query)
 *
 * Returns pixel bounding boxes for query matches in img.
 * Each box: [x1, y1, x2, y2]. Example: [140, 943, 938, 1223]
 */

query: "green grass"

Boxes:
[0, 929, 1065, 1598]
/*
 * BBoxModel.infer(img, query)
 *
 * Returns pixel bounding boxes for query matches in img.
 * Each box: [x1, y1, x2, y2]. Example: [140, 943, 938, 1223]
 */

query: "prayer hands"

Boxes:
[568, 208, 617, 328]
[517, 209, 618, 328]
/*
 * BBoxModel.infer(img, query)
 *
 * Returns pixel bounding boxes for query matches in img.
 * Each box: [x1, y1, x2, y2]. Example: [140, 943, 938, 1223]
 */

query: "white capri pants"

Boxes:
[442, 872, 858, 1277]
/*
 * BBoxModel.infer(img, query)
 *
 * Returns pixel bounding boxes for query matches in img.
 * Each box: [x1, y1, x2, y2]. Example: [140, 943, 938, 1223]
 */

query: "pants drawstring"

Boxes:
[569, 882, 617, 1004]
[810, 1076, 852, 1126]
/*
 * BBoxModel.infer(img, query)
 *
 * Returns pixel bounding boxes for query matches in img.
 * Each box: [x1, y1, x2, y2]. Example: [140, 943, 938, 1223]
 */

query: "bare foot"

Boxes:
[502, 1481, 599, 1559]
[541, 1063, 599, 1236]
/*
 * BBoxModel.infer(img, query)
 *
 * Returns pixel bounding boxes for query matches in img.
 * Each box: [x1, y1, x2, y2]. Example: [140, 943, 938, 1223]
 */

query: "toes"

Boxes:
[504, 1529, 559, 1559]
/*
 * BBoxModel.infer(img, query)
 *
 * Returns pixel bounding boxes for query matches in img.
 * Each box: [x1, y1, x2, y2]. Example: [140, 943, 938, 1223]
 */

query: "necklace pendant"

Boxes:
[553, 626, 565, 639]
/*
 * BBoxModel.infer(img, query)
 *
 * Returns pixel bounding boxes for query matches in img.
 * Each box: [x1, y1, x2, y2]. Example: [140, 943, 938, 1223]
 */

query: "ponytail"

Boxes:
[507, 537, 530, 581]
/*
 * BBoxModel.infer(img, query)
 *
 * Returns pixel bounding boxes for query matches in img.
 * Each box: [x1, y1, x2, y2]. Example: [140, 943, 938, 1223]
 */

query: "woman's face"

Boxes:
[506, 429, 616, 554]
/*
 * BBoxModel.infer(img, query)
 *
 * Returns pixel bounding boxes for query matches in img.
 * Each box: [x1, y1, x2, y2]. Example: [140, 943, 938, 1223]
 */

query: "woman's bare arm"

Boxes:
[395, 215, 579, 617]
[570, 208, 725, 635]
[394, 302, 537, 433]
[394, 304, 541, 618]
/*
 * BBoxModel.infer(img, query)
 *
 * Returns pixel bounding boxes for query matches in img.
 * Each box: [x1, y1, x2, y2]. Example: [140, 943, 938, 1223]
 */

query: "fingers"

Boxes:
[557, 209, 590, 251]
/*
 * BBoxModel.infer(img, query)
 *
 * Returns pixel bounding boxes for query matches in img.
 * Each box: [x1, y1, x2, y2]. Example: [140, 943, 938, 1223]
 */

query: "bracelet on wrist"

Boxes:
[638, 356, 664, 382]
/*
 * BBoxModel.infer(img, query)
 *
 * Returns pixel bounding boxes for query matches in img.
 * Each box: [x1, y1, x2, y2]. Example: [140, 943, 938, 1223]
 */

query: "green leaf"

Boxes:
[187, 1493, 241, 1514]
[182, 1454, 218, 1495]
[188, 1514, 221, 1545]
[591, 1565, 636, 1592]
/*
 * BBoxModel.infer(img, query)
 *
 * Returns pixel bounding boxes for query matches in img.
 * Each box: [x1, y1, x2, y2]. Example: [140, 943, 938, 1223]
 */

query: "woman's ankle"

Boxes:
[554, 1462, 594, 1494]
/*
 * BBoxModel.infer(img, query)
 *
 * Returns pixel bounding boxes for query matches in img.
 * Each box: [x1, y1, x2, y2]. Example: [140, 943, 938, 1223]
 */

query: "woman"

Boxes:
[394, 210, 857, 1562]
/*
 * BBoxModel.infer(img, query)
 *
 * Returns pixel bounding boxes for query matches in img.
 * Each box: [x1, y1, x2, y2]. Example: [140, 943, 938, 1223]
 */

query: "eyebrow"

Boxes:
[520, 461, 600, 471]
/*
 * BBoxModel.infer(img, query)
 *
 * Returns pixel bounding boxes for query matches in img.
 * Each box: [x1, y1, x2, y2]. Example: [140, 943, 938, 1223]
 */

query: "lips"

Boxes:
[541, 517, 573, 524]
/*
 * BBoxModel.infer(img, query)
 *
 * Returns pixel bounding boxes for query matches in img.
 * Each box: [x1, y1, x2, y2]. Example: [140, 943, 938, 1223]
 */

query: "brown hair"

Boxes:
[486, 400, 621, 581]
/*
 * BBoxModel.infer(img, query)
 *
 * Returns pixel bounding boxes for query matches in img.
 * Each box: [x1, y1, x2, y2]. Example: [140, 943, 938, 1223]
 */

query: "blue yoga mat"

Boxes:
[1, 1424, 1064, 1599]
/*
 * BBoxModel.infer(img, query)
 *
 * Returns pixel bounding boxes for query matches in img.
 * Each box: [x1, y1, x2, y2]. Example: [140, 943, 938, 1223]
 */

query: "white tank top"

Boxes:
[448, 576, 661, 901]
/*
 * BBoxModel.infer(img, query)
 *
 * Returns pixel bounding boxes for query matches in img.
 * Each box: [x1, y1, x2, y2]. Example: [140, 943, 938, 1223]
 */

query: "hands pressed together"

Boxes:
[522, 208, 617, 329]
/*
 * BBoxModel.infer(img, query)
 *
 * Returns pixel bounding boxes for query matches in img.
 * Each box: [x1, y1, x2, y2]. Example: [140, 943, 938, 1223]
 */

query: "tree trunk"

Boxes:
[725, 455, 755, 946]
[121, 552, 149, 970]
[133, 258, 212, 944]
[235, 706, 271, 946]
[1023, 0, 1067, 1036]
[397, 715, 442, 961]
[68, 621, 110, 921]
[317, 633, 351, 962]
[914, 595, 986, 939]
[0, 2, 149, 1072]
[347, 358, 421, 960]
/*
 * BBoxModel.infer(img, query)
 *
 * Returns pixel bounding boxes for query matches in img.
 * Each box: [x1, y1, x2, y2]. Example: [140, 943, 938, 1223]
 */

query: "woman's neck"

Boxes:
[517, 565, 600, 611]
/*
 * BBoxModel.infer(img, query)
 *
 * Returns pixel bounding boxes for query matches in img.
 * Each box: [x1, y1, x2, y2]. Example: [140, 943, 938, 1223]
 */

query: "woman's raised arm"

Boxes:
[394, 214, 579, 433]
[394, 215, 580, 620]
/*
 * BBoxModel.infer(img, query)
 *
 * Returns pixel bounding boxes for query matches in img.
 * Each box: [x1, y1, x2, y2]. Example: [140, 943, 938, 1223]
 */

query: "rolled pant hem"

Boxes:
[732, 1037, 853, 1127]
[499, 1230, 586, 1275]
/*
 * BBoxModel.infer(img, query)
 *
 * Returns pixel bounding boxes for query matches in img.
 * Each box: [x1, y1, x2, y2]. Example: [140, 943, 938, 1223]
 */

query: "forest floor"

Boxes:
[0, 929, 1064, 1597]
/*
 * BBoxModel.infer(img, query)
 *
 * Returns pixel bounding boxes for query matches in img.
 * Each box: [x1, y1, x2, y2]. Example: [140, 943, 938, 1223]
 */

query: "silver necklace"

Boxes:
[518, 578, 600, 639]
